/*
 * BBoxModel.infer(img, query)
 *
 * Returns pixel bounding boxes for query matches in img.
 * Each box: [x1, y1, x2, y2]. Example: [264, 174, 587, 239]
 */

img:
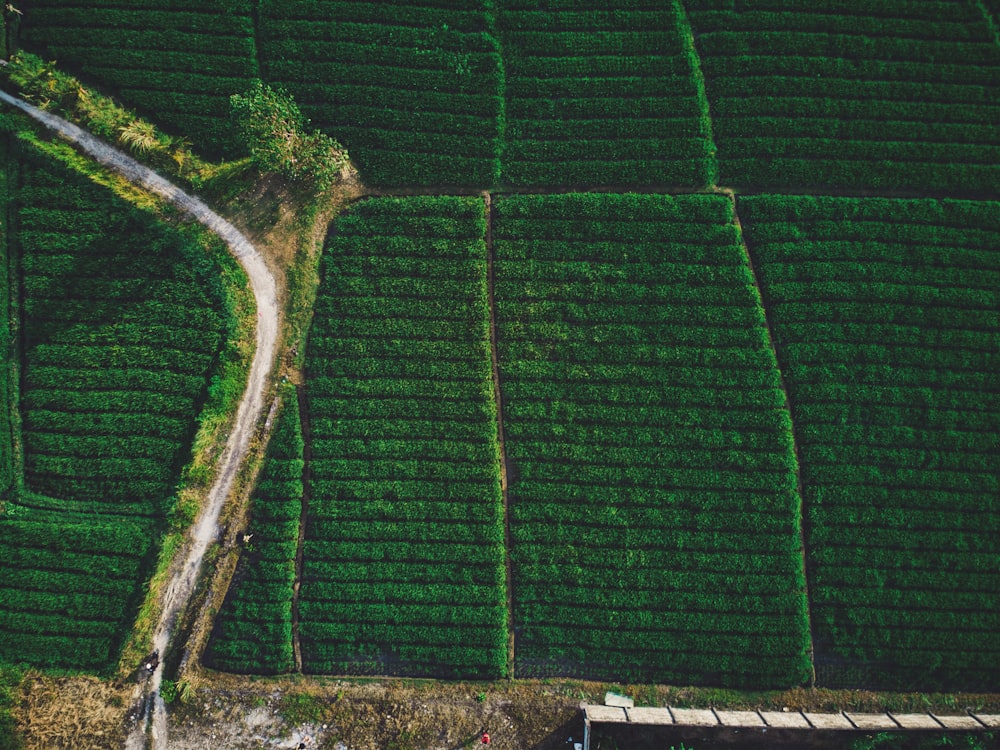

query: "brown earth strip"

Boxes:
[483, 191, 516, 678]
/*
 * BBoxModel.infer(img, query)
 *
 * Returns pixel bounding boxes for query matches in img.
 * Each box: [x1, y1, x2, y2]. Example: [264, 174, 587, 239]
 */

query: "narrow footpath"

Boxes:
[0, 90, 280, 750]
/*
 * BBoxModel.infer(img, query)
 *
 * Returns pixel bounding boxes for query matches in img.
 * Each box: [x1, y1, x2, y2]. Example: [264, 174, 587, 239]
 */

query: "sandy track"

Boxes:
[0, 90, 279, 750]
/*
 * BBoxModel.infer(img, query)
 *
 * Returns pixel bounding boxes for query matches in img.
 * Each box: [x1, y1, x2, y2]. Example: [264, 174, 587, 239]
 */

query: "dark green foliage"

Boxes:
[0, 137, 13, 499]
[0, 664, 24, 750]
[686, 0, 1000, 194]
[18, 0, 259, 157]
[740, 194, 1000, 692]
[0, 516, 153, 671]
[299, 196, 508, 679]
[14, 151, 227, 516]
[230, 81, 348, 191]
[203, 388, 302, 675]
[498, 0, 714, 188]
[493, 193, 811, 688]
[259, 0, 503, 187]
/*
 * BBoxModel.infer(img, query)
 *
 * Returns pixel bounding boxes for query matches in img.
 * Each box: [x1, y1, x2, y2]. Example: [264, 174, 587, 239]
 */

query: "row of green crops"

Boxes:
[493, 193, 811, 687]
[18, 0, 259, 157]
[685, 0, 1000, 195]
[14, 150, 228, 518]
[0, 136, 232, 672]
[298, 196, 509, 679]
[203, 386, 302, 675]
[740, 195, 1000, 692]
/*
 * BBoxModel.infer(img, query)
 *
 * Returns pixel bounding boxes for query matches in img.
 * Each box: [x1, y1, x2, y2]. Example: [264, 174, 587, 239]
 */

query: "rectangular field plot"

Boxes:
[20, 0, 259, 157]
[0, 516, 153, 671]
[299, 196, 508, 679]
[686, 0, 1000, 194]
[259, 0, 503, 188]
[493, 193, 811, 688]
[203, 388, 302, 675]
[739, 195, 1000, 691]
[497, 0, 714, 188]
[14, 151, 227, 518]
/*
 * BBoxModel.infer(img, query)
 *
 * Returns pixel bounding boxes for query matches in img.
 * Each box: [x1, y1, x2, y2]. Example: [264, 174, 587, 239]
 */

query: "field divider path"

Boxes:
[0, 90, 280, 750]
[483, 191, 516, 676]
[291, 384, 311, 673]
[677, 0, 719, 187]
[724, 188, 816, 686]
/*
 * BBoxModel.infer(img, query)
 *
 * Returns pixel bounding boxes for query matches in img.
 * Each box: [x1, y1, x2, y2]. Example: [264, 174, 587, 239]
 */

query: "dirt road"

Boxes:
[0, 90, 280, 750]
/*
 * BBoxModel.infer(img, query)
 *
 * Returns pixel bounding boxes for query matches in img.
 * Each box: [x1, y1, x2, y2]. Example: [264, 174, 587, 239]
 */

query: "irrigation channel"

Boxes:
[0, 89, 280, 750]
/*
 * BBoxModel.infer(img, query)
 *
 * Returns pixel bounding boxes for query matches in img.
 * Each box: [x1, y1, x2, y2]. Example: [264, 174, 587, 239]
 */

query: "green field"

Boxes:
[5, 0, 1000, 693]
[740, 195, 1000, 691]
[0, 141, 230, 671]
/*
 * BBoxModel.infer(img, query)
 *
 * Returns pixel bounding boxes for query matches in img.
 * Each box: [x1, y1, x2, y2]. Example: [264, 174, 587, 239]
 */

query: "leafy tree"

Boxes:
[230, 81, 348, 191]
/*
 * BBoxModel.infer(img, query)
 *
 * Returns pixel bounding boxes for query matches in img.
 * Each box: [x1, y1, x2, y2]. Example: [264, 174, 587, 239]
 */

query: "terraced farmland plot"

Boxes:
[0, 516, 154, 670]
[685, 0, 1000, 195]
[19, 0, 259, 156]
[299, 196, 508, 679]
[497, 0, 714, 188]
[259, 0, 503, 188]
[14, 151, 229, 518]
[204, 387, 302, 675]
[739, 195, 1000, 691]
[493, 193, 811, 688]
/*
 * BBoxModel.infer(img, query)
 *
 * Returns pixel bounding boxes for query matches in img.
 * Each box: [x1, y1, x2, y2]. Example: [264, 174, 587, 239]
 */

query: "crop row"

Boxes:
[204, 389, 302, 675]
[686, 0, 1000, 194]
[298, 196, 507, 679]
[14, 153, 227, 512]
[493, 193, 811, 687]
[741, 194, 1000, 691]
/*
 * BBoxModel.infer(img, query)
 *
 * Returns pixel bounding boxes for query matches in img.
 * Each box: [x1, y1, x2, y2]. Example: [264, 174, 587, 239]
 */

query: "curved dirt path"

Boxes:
[0, 91, 279, 750]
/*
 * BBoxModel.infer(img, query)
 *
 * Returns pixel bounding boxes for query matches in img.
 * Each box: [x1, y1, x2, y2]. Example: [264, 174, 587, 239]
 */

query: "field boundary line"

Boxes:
[725, 189, 817, 686]
[677, 0, 719, 188]
[291, 384, 310, 673]
[484, 191, 515, 678]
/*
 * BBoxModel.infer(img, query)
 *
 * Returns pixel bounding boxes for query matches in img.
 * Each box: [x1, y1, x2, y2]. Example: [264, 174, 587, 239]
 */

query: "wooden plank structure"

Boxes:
[582, 704, 998, 749]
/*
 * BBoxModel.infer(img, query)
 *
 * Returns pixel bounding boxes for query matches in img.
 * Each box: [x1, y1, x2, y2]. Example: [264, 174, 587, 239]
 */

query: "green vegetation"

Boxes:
[497, 0, 714, 187]
[493, 193, 811, 687]
[299, 196, 508, 679]
[0, 664, 23, 750]
[230, 81, 348, 192]
[259, 0, 504, 188]
[0, 138, 231, 672]
[0, 135, 14, 501]
[1, 0, 998, 705]
[686, 0, 1000, 194]
[740, 195, 1000, 692]
[203, 386, 302, 675]
[18, 0, 259, 157]
[15, 150, 228, 516]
